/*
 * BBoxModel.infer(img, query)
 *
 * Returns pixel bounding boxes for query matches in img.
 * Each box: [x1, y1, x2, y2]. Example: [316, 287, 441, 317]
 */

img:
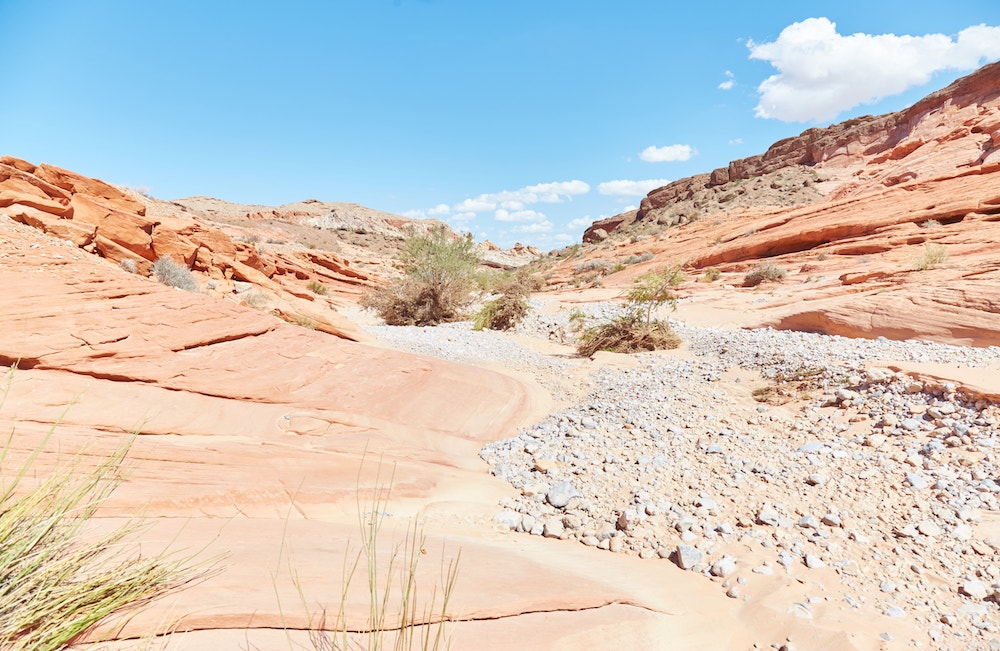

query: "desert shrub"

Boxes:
[473, 293, 528, 331]
[914, 243, 949, 270]
[702, 267, 721, 282]
[577, 265, 684, 357]
[609, 262, 627, 274]
[920, 219, 941, 229]
[472, 268, 539, 331]
[152, 256, 199, 292]
[360, 226, 480, 326]
[573, 258, 609, 274]
[119, 258, 137, 274]
[307, 280, 328, 295]
[742, 263, 786, 287]
[0, 369, 202, 650]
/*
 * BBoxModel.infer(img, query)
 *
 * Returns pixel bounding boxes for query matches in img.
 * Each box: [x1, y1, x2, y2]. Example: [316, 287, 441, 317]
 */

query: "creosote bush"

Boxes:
[701, 267, 721, 282]
[152, 256, 199, 292]
[360, 226, 480, 326]
[742, 263, 786, 287]
[577, 265, 684, 357]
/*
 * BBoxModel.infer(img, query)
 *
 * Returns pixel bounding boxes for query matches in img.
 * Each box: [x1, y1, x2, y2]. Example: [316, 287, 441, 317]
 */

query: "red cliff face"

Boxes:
[568, 61, 1000, 346]
[637, 60, 1000, 222]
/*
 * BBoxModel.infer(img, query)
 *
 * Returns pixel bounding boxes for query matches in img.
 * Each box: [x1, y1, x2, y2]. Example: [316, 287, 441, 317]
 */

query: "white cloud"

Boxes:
[451, 180, 590, 215]
[566, 217, 592, 230]
[718, 70, 735, 90]
[748, 18, 1000, 122]
[640, 144, 696, 163]
[402, 209, 426, 219]
[729, 138, 744, 145]
[495, 209, 546, 223]
[511, 220, 553, 234]
[622, 205, 637, 212]
[427, 203, 451, 216]
[449, 211, 476, 222]
[598, 179, 670, 197]
[553, 233, 574, 244]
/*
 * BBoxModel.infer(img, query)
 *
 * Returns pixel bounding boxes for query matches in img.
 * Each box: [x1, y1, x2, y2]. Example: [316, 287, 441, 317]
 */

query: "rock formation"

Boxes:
[564, 61, 1000, 347]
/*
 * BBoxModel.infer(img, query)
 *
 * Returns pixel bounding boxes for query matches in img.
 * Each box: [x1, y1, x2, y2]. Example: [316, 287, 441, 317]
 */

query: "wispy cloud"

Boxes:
[718, 70, 735, 90]
[749, 18, 1000, 122]
[639, 144, 696, 163]
[451, 180, 590, 215]
[427, 203, 451, 216]
[598, 179, 670, 197]
[495, 208, 547, 223]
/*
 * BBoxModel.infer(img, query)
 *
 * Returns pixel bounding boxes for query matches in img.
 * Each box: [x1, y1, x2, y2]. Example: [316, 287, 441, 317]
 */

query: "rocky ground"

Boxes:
[360, 298, 1000, 651]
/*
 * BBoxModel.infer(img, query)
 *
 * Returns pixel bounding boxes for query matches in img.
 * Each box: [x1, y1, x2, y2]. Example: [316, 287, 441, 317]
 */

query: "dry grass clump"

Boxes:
[742, 263, 786, 287]
[701, 267, 721, 282]
[914, 243, 949, 270]
[361, 226, 479, 326]
[307, 280, 328, 295]
[0, 369, 201, 650]
[285, 459, 459, 651]
[152, 256, 198, 292]
[577, 265, 684, 357]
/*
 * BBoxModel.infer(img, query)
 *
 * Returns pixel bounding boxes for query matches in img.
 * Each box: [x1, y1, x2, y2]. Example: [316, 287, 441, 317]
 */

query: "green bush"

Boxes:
[473, 293, 529, 331]
[742, 263, 786, 287]
[152, 256, 199, 292]
[577, 265, 684, 356]
[360, 226, 480, 326]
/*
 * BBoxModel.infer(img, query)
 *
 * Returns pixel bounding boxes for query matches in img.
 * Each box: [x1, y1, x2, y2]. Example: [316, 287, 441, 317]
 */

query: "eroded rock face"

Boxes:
[637, 60, 1000, 221]
[0, 155, 371, 340]
[562, 61, 1000, 347]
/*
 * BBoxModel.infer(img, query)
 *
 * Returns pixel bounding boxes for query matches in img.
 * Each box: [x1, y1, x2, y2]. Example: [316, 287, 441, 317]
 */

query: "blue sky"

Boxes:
[2, 2, 998, 249]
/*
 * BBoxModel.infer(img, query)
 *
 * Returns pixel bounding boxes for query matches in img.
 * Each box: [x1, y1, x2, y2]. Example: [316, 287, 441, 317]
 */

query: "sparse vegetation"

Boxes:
[0, 369, 202, 650]
[573, 259, 609, 274]
[286, 459, 459, 651]
[742, 263, 787, 287]
[307, 280, 328, 295]
[119, 258, 137, 274]
[702, 267, 721, 282]
[472, 269, 541, 331]
[152, 256, 199, 292]
[920, 219, 941, 229]
[914, 243, 949, 270]
[577, 266, 684, 357]
[360, 226, 480, 326]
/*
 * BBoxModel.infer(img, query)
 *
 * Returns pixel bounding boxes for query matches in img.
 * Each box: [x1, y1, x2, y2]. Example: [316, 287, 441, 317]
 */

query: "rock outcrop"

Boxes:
[560, 61, 1000, 347]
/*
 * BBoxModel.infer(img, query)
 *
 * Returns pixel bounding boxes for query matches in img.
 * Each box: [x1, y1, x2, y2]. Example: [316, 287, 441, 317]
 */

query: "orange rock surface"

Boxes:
[563, 61, 1000, 347]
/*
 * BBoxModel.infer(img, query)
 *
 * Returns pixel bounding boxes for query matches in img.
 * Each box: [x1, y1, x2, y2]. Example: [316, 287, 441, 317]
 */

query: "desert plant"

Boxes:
[0, 369, 202, 650]
[282, 459, 459, 651]
[473, 293, 528, 331]
[742, 263, 786, 287]
[360, 226, 480, 326]
[119, 258, 137, 274]
[573, 259, 609, 274]
[920, 219, 941, 229]
[152, 256, 198, 292]
[576, 265, 683, 357]
[307, 280, 328, 295]
[702, 267, 721, 282]
[914, 243, 949, 270]
[472, 268, 539, 331]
